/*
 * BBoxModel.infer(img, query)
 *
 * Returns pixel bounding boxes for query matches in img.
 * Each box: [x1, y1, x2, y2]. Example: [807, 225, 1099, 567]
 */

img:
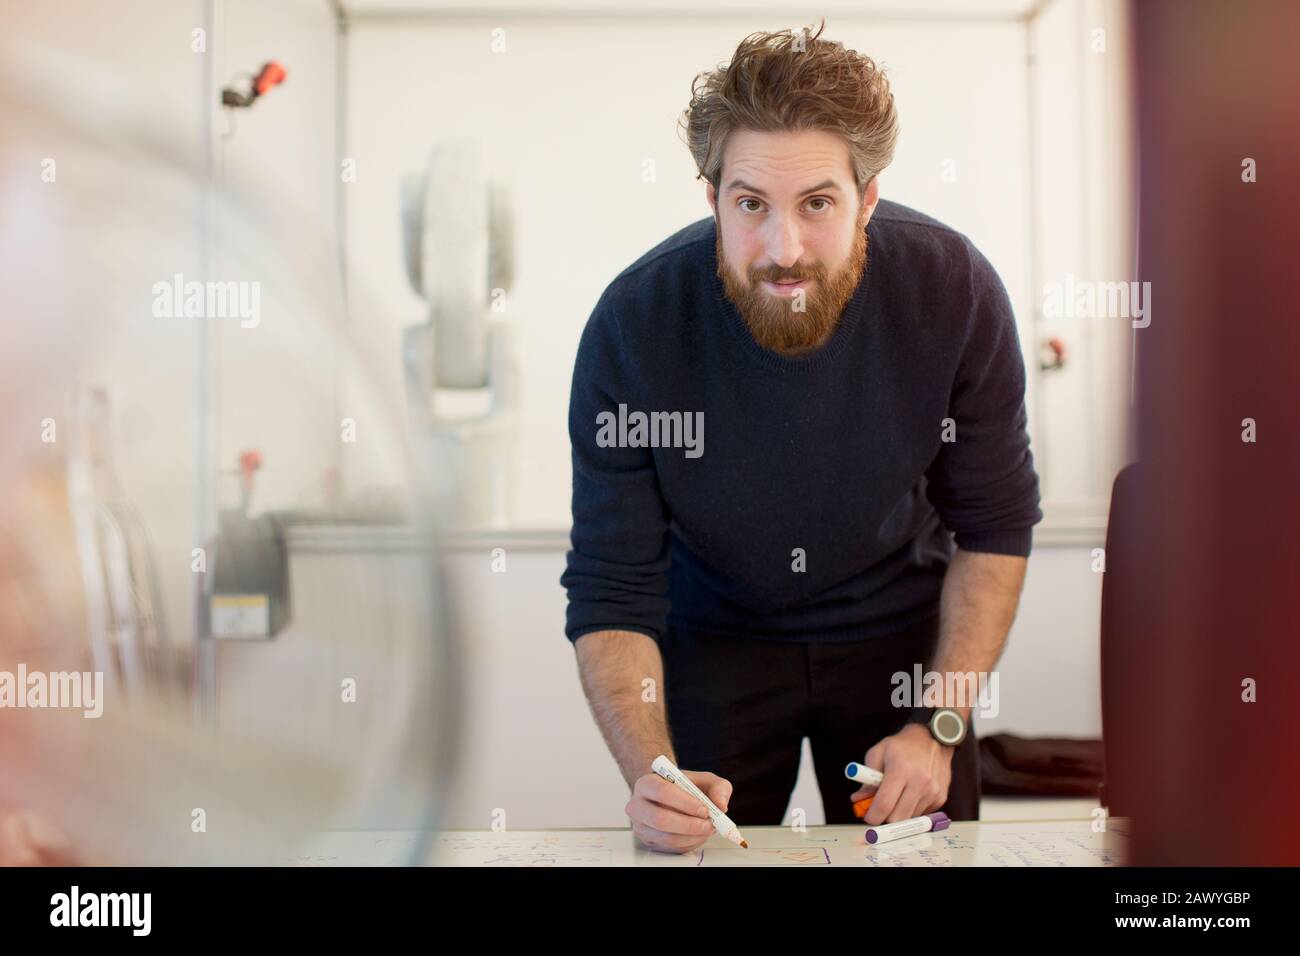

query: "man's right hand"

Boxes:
[625, 769, 734, 854]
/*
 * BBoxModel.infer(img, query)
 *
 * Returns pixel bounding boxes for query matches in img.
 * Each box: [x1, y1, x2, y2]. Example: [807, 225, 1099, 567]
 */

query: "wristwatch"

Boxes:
[908, 706, 967, 747]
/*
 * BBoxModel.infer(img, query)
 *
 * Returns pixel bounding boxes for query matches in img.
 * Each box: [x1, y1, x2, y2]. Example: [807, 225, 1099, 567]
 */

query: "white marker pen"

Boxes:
[865, 812, 951, 845]
[844, 762, 884, 787]
[651, 755, 748, 848]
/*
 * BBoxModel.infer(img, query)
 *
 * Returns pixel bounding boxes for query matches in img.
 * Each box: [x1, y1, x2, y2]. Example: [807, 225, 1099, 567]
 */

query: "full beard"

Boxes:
[715, 219, 869, 357]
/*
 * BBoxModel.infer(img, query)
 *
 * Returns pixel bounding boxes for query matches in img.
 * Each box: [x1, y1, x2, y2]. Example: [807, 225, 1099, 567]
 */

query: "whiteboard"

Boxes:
[289, 819, 1129, 867]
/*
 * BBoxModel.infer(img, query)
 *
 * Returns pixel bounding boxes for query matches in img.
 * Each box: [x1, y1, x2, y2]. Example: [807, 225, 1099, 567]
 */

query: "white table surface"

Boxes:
[288, 804, 1127, 867]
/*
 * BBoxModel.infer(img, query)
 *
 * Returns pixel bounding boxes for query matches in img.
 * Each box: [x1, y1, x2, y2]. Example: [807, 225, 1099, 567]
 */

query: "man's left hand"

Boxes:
[849, 722, 954, 825]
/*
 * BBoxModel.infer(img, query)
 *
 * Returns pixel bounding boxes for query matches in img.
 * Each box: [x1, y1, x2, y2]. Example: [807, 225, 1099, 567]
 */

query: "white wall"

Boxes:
[210, 0, 348, 519]
[344, 13, 1036, 528]
[1029, 0, 1134, 509]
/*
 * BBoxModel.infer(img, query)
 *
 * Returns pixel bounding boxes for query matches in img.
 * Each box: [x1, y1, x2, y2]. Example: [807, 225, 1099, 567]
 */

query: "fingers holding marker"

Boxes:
[632, 819, 712, 854]
[650, 756, 748, 848]
[845, 760, 953, 836]
[845, 761, 891, 824]
[891, 780, 928, 823]
[636, 772, 710, 819]
[626, 790, 714, 837]
[866, 775, 906, 825]
[692, 771, 733, 813]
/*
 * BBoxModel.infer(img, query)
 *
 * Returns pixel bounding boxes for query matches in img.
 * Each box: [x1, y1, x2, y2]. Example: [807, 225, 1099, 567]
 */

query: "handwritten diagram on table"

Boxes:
[288, 819, 1128, 866]
[696, 846, 831, 866]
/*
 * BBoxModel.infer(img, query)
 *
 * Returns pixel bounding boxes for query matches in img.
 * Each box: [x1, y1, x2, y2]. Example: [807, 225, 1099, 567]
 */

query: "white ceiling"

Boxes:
[340, 0, 1045, 20]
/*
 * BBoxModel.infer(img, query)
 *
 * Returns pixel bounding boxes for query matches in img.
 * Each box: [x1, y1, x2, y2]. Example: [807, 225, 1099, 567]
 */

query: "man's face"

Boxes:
[708, 128, 878, 356]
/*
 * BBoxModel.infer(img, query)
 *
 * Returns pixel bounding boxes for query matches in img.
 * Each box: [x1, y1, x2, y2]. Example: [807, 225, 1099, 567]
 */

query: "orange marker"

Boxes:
[852, 796, 875, 819]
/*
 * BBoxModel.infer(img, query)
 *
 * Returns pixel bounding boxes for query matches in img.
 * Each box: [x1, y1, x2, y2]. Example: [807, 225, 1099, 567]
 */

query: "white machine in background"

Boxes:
[400, 139, 517, 528]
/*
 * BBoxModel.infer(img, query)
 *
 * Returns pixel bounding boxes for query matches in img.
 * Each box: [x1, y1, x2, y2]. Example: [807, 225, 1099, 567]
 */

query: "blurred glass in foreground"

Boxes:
[0, 32, 457, 865]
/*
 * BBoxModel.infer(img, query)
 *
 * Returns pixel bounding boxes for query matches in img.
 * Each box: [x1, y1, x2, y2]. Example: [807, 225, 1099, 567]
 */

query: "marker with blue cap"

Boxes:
[844, 761, 884, 787]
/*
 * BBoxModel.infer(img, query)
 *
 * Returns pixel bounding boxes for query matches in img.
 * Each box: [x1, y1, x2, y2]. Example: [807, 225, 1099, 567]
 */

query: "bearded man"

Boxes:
[561, 23, 1042, 854]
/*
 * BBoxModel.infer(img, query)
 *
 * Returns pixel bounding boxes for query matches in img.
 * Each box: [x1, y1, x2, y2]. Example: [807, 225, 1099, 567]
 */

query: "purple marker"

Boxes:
[865, 812, 950, 845]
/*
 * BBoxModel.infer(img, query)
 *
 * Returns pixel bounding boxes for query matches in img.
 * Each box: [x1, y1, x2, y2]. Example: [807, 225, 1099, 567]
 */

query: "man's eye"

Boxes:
[739, 199, 762, 213]
[808, 198, 830, 212]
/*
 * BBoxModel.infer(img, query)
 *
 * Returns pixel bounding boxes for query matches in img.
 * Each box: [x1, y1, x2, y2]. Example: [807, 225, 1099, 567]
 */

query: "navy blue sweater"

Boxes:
[561, 200, 1041, 644]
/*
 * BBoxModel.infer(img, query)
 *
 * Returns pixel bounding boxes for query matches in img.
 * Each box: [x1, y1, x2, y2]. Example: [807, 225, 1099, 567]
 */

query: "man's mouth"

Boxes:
[761, 278, 812, 295]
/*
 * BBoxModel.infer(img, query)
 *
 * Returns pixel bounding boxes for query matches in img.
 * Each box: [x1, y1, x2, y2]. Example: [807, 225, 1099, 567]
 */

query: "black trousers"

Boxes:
[660, 613, 980, 826]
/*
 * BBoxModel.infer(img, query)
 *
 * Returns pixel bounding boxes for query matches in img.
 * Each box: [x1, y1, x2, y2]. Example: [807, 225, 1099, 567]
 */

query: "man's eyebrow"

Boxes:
[725, 178, 842, 198]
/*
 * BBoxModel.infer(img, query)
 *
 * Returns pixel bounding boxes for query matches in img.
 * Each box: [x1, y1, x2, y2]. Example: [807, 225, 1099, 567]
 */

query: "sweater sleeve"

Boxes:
[924, 240, 1043, 557]
[559, 288, 672, 643]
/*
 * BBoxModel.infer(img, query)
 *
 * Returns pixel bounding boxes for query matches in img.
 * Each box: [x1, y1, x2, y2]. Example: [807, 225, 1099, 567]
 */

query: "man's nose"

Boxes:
[764, 216, 804, 270]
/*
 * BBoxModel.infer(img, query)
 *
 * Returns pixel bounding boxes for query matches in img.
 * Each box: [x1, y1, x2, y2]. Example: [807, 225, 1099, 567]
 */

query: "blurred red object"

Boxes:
[1120, 0, 1300, 865]
[254, 61, 287, 96]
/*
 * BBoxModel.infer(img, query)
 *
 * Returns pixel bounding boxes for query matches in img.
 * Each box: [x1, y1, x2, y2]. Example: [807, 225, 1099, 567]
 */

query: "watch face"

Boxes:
[931, 709, 965, 745]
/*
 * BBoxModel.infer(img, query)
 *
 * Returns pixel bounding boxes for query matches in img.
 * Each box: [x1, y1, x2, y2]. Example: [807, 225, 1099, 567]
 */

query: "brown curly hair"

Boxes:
[679, 19, 900, 199]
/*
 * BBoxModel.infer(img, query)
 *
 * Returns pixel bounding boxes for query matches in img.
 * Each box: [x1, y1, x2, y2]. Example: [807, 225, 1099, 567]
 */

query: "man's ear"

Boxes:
[706, 181, 717, 214]
[860, 176, 880, 223]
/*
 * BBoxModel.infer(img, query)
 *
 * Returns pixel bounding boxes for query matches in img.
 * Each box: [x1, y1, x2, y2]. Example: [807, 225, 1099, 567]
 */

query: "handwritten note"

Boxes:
[863, 822, 1124, 867]
[433, 832, 615, 867]
[287, 832, 424, 866]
